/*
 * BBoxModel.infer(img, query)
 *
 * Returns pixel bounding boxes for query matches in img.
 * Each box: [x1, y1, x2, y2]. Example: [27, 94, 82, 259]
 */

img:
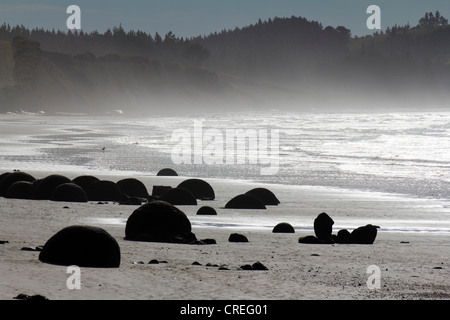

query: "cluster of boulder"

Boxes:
[298, 212, 380, 244]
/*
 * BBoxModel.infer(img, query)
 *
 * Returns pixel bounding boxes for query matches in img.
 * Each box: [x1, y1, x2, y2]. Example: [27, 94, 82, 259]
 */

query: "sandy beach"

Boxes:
[1, 170, 449, 301]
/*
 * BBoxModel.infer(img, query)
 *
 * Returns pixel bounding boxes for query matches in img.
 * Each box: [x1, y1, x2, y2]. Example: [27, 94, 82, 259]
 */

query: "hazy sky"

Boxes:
[1, 0, 449, 38]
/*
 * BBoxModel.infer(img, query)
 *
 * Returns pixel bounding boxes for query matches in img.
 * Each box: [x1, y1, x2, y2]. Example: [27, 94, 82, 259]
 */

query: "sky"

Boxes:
[1, 0, 450, 38]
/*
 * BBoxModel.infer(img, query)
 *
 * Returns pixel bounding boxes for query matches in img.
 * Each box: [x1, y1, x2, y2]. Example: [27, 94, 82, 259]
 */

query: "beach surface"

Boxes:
[1, 171, 449, 300]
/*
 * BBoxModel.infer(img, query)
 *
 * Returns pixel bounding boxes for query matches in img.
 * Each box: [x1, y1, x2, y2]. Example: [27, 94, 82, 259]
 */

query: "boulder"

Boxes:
[72, 175, 100, 191]
[177, 179, 215, 200]
[272, 222, 295, 233]
[5, 181, 34, 199]
[225, 194, 266, 209]
[0, 171, 36, 196]
[32, 174, 72, 200]
[162, 187, 197, 205]
[157, 168, 178, 176]
[152, 185, 172, 199]
[50, 183, 88, 203]
[245, 188, 280, 205]
[313, 212, 334, 241]
[124, 200, 195, 244]
[228, 233, 249, 243]
[196, 206, 217, 215]
[335, 229, 352, 244]
[350, 224, 380, 244]
[86, 180, 123, 202]
[298, 235, 332, 244]
[39, 225, 121, 268]
[116, 178, 149, 199]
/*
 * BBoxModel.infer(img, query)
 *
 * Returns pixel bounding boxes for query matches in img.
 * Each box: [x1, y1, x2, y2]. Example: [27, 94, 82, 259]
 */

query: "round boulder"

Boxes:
[39, 225, 121, 268]
[116, 178, 149, 199]
[228, 233, 249, 243]
[272, 222, 295, 233]
[314, 212, 334, 241]
[245, 188, 280, 205]
[86, 180, 123, 202]
[157, 168, 178, 176]
[32, 174, 72, 200]
[72, 175, 100, 191]
[350, 224, 380, 244]
[335, 229, 352, 244]
[5, 181, 34, 199]
[177, 179, 215, 200]
[50, 183, 88, 203]
[196, 206, 217, 215]
[124, 200, 195, 243]
[225, 194, 266, 209]
[162, 187, 197, 205]
[0, 171, 36, 196]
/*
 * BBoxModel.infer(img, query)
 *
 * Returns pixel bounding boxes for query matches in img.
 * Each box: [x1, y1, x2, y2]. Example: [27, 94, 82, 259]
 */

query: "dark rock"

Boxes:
[0, 171, 36, 196]
[20, 246, 43, 251]
[350, 224, 380, 244]
[148, 259, 159, 264]
[32, 174, 72, 200]
[39, 225, 121, 268]
[157, 168, 178, 176]
[314, 212, 334, 241]
[225, 194, 266, 209]
[252, 261, 268, 270]
[0, 240, 9, 244]
[152, 185, 172, 199]
[198, 238, 217, 245]
[192, 261, 202, 266]
[228, 233, 249, 243]
[240, 262, 268, 270]
[119, 194, 143, 205]
[335, 229, 352, 244]
[162, 187, 197, 205]
[50, 183, 88, 203]
[72, 175, 100, 191]
[13, 293, 48, 300]
[298, 235, 332, 244]
[177, 178, 215, 200]
[196, 206, 217, 215]
[85, 180, 123, 202]
[124, 200, 195, 244]
[5, 181, 34, 199]
[245, 188, 280, 205]
[218, 266, 230, 270]
[116, 178, 149, 199]
[272, 222, 295, 233]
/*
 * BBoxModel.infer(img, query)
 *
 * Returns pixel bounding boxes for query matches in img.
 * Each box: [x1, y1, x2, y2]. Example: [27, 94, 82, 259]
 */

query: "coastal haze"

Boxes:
[1, 1, 450, 302]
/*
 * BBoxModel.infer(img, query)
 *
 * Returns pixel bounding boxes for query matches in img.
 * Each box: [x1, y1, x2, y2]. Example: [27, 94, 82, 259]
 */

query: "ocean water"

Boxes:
[1, 110, 450, 234]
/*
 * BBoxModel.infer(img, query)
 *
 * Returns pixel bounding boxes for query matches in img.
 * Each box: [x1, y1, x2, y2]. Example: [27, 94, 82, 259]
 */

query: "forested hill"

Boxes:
[1, 12, 449, 115]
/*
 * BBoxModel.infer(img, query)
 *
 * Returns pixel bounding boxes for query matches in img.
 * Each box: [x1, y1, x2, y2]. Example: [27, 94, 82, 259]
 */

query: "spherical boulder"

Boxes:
[72, 175, 100, 191]
[32, 174, 72, 200]
[225, 194, 266, 209]
[0, 171, 36, 196]
[50, 183, 88, 203]
[39, 225, 121, 268]
[272, 222, 295, 233]
[350, 224, 380, 244]
[177, 179, 215, 200]
[196, 206, 217, 215]
[298, 235, 330, 244]
[245, 188, 280, 205]
[157, 168, 178, 176]
[116, 178, 149, 199]
[228, 233, 249, 243]
[314, 212, 334, 241]
[162, 187, 197, 205]
[5, 181, 34, 199]
[124, 200, 195, 243]
[335, 229, 352, 244]
[86, 180, 123, 202]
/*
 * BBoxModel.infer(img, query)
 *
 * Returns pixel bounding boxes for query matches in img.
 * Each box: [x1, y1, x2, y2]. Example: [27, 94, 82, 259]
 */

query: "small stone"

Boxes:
[148, 259, 159, 264]
[192, 261, 202, 266]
